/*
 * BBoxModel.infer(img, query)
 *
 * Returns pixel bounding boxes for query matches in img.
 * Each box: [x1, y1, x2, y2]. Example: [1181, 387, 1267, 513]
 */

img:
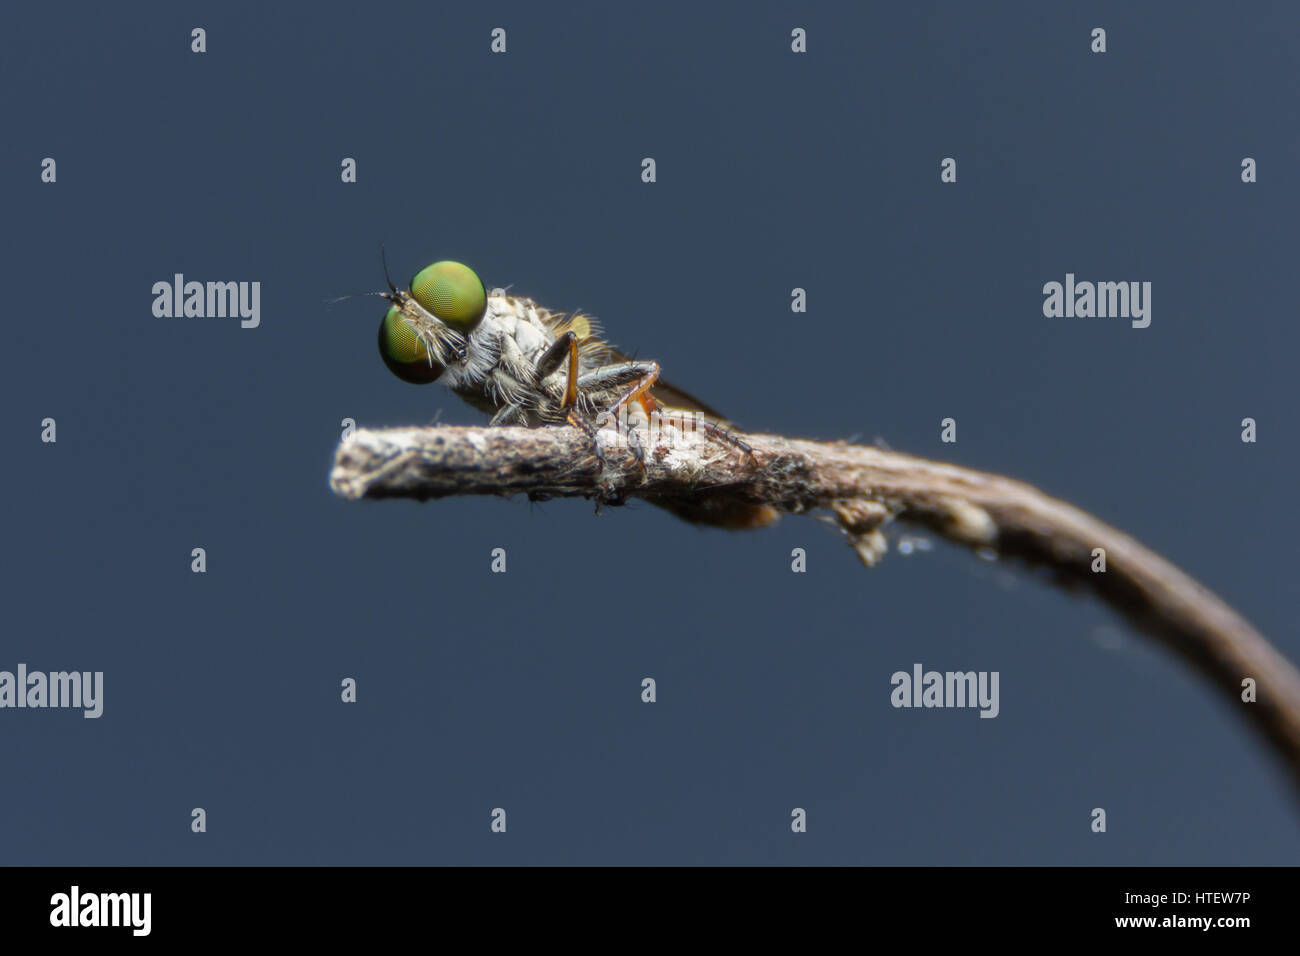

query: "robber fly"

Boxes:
[372, 256, 777, 529]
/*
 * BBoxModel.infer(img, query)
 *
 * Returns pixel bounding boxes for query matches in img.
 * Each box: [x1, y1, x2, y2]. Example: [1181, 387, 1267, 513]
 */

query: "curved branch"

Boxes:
[330, 423, 1300, 794]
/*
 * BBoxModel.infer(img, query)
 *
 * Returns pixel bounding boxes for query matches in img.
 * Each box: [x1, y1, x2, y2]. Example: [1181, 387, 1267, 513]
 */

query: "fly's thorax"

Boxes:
[442, 294, 586, 420]
[438, 295, 546, 396]
[485, 293, 562, 364]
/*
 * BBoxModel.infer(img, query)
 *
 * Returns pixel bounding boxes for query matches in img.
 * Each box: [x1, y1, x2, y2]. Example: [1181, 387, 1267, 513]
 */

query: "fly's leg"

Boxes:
[577, 360, 756, 470]
[581, 364, 654, 462]
[534, 331, 580, 405]
[565, 409, 607, 469]
[489, 405, 524, 426]
[630, 396, 757, 464]
[586, 362, 755, 466]
[685, 415, 757, 461]
[575, 361, 659, 392]
[717, 424, 757, 464]
[591, 363, 663, 475]
[602, 363, 661, 421]
[625, 419, 646, 472]
[571, 360, 660, 472]
[534, 331, 606, 468]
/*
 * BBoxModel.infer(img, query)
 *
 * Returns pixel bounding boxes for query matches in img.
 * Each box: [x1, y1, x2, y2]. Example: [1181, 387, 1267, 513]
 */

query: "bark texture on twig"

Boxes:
[330, 423, 1300, 793]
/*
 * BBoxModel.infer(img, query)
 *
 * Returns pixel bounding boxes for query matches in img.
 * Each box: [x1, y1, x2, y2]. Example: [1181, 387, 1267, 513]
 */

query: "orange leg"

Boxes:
[588, 365, 660, 474]
[605, 363, 661, 423]
[534, 331, 582, 410]
[566, 408, 606, 468]
[562, 335, 580, 409]
[648, 406, 757, 460]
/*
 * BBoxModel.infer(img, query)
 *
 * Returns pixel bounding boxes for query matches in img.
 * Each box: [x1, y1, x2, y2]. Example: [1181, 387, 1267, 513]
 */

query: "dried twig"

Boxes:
[330, 423, 1300, 794]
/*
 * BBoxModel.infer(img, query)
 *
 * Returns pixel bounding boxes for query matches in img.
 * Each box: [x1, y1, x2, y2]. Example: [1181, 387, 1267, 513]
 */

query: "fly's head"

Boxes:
[377, 260, 488, 384]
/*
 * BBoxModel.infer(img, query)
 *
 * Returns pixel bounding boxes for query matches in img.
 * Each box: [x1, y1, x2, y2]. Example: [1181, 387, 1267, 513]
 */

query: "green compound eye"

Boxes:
[408, 260, 487, 331]
[378, 306, 443, 384]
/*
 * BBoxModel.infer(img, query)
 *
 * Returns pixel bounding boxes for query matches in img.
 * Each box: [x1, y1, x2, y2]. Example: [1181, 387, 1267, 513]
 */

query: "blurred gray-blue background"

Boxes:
[3, 1, 1297, 864]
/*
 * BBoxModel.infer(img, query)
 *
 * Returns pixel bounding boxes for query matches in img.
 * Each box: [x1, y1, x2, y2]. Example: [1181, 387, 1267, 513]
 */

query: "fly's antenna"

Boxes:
[323, 291, 387, 306]
[379, 242, 397, 293]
